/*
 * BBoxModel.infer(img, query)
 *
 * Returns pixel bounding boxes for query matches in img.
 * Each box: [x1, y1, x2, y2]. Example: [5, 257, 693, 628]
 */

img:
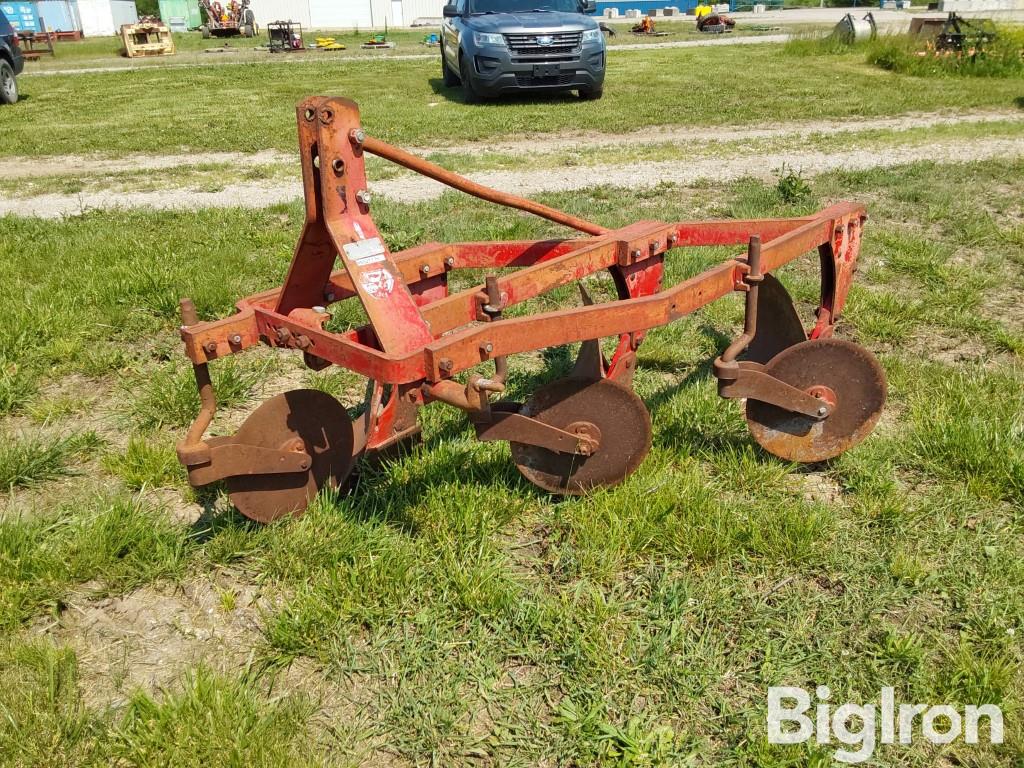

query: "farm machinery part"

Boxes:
[933, 13, 997, 53]
[175, 96, 886, 522]
[199, 0, 256, 39]
[696, 9, 736, 34]
[267, 20, 304, 53]
[120, 18, 176, 58]
[833, 12, 876, 45]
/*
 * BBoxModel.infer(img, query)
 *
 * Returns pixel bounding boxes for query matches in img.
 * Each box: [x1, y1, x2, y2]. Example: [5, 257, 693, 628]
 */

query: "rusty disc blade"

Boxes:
[741, 273, 807, 365]
[226, 389, 355, 523]
[746, 338, 886, 462]
[510, 377, 652, 495]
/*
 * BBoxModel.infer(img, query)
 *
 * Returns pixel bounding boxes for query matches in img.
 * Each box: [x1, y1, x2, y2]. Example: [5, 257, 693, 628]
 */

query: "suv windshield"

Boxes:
[470, 0, 581, 13]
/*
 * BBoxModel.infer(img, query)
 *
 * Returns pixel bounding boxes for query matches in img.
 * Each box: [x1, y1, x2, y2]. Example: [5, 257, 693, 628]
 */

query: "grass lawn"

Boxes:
[6, 41, 1024, 157]
[1, 154, 1022, 765]
[23, 21, 799, 71]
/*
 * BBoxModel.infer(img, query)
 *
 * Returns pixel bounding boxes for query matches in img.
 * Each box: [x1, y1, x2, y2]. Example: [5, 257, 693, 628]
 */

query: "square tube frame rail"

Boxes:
[179, 96, 866, 450]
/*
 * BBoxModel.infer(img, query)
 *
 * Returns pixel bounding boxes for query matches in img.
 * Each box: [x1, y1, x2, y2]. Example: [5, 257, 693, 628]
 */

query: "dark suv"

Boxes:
[0, 8, 24, 105]
[441, 0, 605, 101]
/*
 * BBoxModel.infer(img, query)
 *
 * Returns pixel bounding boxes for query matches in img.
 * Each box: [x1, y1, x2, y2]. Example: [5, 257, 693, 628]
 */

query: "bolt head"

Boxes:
[444, 257, 455, 268]
[230, 334, 242, 344]
[817, 405, 828, 416]
[312, 305, 326, 314]
[631, 248, 641, 259]
[356, 190, 372, 206]
[420, 264, 431, 274]
[325, 292, 336, 302]
[351, 128, 366, 144]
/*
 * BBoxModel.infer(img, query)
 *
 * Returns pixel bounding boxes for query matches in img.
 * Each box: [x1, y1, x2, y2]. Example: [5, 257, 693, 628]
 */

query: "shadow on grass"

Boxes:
[427, 76, 586, 106]
[187, 486, 262, 542]
[194, 320, 800, 531]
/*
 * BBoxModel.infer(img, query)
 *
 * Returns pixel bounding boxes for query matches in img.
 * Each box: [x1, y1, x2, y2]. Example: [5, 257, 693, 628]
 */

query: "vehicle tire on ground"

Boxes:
[241, 23, 254, 38]
[200, 24, 211, 39]
[578, 86, 603, 100]
[0, 60, 17, 105]
[459, 54, 478, 103]
[441, 51, 459, 86]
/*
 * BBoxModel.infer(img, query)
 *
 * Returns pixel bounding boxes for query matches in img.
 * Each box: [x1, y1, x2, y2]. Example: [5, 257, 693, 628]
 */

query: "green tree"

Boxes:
[135, 0, 160, 17]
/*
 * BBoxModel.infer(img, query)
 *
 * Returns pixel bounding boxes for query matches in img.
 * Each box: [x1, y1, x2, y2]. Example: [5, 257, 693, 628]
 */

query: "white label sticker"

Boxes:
[360, 268, 395, 299]
[343, 237, 386, 267]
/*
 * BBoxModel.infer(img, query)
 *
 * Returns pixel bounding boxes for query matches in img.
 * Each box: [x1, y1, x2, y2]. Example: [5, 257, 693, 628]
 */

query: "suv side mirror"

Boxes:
[442, 4, 459, 17]
[581, 0, 597, 12]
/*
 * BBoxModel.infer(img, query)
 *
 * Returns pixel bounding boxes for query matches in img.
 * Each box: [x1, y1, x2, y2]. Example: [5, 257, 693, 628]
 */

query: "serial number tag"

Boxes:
[343, 237, 386, 267]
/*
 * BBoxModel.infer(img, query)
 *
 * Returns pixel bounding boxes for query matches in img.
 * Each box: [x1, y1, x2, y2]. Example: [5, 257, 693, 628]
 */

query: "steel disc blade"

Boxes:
[742, 273, 807, 365]
[746, 339, 886, 462]
[510, 377, 652, 495]
[226, 389, 355, 523]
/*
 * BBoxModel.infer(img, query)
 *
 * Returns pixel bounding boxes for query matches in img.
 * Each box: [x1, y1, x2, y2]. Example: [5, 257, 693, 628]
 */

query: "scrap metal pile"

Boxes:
[175, 97, 887, 522]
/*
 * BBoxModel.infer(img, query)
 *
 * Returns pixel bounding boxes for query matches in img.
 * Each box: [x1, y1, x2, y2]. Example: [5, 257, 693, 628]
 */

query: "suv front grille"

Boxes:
[504, 31, 582, 56]
[514, 71, 577, 87]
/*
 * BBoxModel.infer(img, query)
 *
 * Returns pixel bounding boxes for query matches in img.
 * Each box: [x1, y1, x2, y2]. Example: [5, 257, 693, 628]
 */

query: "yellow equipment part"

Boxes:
[315, 37, 346, 50]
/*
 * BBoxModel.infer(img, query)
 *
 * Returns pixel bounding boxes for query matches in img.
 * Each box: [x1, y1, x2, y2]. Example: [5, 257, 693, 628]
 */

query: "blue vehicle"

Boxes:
[441, 0, 605, 101]
[0, 8, 25, 105]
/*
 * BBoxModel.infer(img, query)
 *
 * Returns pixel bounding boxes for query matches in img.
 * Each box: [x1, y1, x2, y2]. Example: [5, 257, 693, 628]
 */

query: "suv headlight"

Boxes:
[473, 32, 506, 47]
[581, 28, 603, 44]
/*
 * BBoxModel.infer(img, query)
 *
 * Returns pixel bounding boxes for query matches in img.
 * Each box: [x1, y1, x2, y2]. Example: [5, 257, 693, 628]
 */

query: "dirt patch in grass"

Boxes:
[33, 576, 272, 709]
[2, 108, 1020, 187]
[6, 135, 1024, 218]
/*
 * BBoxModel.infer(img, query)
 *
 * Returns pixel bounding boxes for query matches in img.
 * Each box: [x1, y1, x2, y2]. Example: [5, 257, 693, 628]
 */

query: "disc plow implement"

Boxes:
[175, 96, 886, 522]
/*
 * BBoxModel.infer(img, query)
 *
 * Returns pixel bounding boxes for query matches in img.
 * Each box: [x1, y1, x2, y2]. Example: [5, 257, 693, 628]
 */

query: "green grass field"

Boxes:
[22, 21, 796, 70]
[1, 31, 1023, 768]
[7, 38, 1024, 157]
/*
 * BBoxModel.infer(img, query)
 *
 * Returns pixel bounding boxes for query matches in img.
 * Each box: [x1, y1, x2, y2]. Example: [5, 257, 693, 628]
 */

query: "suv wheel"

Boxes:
[459, 54, 479, 103]
[578, 86, 603, 101]
[0, 61, 17, 105]
[441, 50, 459, 87]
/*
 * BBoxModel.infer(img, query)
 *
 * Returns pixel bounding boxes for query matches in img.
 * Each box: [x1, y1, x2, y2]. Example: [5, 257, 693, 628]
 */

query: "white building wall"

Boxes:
[308, 0, 372, 26]
[248, 0, 312, 26]
[109, 0, 137, 27]
[400, 0, 446, 22]
[939, 0, 1024, 9]
[299, 0, 445, 28]
[372, 0, 445, 25]
[70, 0, 137, 35]
[75, 0, 115, 35]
